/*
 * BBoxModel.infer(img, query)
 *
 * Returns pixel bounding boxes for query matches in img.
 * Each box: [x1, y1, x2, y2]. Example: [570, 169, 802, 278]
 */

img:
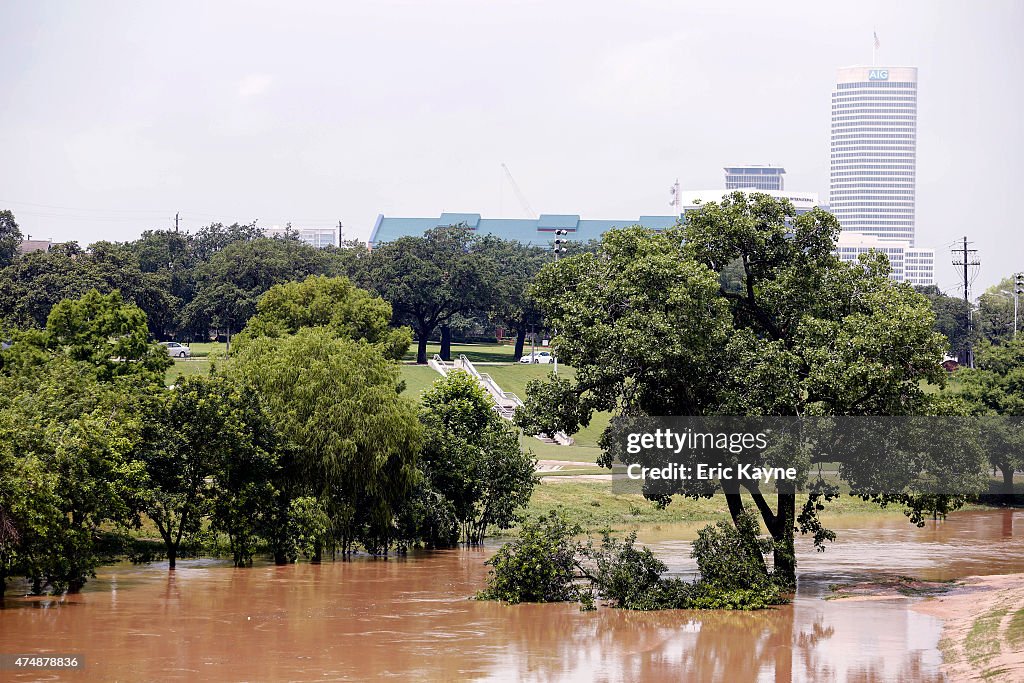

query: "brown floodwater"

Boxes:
[1, 510, 1023, 682]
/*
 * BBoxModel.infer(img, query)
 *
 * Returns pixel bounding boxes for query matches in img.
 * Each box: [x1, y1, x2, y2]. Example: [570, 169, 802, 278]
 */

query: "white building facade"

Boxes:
[680, 188, 820, 215]
[724, 165, 786, 191]
[263, 226, 338, 248]
[831, 66, 918, 244]
[830, 65, 933, 285]
[836, 232, 935, 286]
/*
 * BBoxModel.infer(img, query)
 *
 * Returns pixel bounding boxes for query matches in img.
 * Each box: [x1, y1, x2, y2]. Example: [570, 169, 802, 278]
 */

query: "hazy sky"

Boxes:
[1, 0, 1021, 293]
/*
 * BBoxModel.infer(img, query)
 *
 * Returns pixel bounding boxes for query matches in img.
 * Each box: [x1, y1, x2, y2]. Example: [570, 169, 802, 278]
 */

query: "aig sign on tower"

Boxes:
[868, 69, 889, 80]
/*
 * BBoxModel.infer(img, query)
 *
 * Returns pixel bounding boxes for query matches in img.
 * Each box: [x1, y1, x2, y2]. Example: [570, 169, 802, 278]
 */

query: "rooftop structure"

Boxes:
[724, 165, 786, 191]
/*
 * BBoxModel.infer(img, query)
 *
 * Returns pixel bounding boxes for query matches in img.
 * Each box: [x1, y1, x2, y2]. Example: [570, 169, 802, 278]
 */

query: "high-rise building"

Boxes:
[724, 165, 786, 191]
[830, 66, 918, 244]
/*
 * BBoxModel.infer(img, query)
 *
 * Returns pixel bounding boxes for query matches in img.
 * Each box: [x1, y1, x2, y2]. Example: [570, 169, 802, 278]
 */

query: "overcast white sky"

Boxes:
[1, 0, 1021, 292]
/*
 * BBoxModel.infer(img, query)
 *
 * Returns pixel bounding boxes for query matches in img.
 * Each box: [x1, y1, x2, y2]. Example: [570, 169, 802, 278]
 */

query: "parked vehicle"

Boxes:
[518, 351, 552, 364]
[162, 341, 191, 358]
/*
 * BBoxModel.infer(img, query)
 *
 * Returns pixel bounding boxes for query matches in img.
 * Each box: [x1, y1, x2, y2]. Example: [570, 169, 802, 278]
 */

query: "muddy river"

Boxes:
[1, 510, 1022, 681]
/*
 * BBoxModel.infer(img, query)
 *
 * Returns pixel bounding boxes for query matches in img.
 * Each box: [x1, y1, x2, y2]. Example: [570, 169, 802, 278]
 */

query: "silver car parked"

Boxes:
[162, 341, 191, 358]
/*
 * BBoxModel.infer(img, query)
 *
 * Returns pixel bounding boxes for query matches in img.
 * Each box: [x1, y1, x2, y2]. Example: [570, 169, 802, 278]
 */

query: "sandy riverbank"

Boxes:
[912, 573, 1024, 682]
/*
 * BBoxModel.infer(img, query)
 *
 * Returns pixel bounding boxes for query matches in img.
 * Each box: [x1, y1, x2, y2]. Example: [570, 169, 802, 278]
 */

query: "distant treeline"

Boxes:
[0, 209, 601, 363]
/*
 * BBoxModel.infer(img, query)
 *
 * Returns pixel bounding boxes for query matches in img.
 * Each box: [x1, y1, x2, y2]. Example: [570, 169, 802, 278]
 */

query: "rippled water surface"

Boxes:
[2, 509, 1022, 681]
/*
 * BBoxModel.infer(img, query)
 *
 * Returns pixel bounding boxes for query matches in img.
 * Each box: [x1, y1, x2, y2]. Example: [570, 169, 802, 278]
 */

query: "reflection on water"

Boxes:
[1, 510, 1021, 682]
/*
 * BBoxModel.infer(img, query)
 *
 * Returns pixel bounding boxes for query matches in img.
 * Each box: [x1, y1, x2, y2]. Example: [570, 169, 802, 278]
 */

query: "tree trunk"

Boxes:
[772, 485, 797, 588]
[514, 326, 527, 361]
[1000, 463, 1016, 496]
[416, 334, 429, 365]
[723, 482, 768, 576]
[168, 547, 177, 570]
[440, 325, 452, 361]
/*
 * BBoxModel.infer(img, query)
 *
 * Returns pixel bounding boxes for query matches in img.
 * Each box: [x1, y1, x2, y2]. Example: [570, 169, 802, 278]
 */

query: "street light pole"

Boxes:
[552, 230, 568, 375]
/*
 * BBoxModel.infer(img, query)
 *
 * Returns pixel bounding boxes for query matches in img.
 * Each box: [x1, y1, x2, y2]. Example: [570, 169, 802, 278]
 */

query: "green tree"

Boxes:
[45, 289, 170, 382]
[478, 237, 548, 360]
[367, 226, 495, 364]
[180, 237, 337, 348]
[0, 245, 105, 327]
[976, 277, 1018, 345]
[516, 192, 965, 586]
[957, 339, 1024, 493]
[0, 360, 149, 593]
[140, 375, 277, 569]
[239, 275, 411, 359]
[916, 284, 971, 361]
[228, 327, 421, 558]
[418, 372, 536, 544]
[0, 210, 23, 268]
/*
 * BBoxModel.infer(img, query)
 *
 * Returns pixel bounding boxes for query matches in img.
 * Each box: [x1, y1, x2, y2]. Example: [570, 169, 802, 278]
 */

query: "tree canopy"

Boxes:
[239, 275, 411, 359]
[367, 225, 495, 363]
[516, 192, 964, 585]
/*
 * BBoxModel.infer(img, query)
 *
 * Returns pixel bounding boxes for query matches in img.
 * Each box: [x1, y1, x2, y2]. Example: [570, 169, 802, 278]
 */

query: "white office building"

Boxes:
[831, 66, 918, 244]
[680, 188, 820, 215]
[264, 226, 338, 248]
[835, 232, 935, 286]
[724, 165, 786, 191]
[830, 65, 934, 285]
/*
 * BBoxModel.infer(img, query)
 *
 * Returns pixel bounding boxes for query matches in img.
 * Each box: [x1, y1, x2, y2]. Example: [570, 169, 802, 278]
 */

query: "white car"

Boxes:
[162, 341, 191, 358]
[519, 351, 552, 364]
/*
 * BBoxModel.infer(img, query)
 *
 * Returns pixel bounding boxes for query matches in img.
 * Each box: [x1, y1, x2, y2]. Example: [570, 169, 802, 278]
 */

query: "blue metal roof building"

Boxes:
[369, 212, 683, 247]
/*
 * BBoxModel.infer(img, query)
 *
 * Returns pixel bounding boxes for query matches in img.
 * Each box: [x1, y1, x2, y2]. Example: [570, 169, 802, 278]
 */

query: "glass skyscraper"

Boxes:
[830, 66, 917, 245]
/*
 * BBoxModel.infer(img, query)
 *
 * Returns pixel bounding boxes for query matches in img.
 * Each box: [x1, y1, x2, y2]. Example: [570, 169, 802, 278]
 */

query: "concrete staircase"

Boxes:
[428, 354, 574, 446]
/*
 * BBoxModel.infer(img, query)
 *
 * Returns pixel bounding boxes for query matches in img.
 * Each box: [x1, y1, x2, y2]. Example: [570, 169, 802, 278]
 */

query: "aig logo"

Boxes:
[868, 69, 889, 80]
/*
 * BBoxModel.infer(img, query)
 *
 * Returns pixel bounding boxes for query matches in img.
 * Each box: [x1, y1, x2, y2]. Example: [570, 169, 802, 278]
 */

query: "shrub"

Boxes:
[477, 507, 787, 611]
[476, 511, 582, 604]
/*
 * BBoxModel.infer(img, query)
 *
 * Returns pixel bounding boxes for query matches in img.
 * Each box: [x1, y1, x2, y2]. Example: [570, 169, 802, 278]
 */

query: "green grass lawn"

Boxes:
[166, 358, 213, 384]
[399, 365, 444, 401]
[183, 341, 227, 358]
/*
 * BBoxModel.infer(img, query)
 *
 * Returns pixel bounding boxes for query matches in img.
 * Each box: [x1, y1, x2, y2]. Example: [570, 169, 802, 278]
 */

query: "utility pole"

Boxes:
[175, 212, 179, 232]
[1014, 272, 1024, 340]
[552, 230, 568, 375]
[337, 220, 344, 244]
[951, 236, 980, 368]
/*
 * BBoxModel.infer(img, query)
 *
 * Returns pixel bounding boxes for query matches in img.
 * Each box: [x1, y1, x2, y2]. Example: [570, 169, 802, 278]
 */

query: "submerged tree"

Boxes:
[139, 375, 279, 569]
[515, 192, 974, 586]
[417, 371, 535, 544]
[228, 327, 421, 558]
[957, 339, 1024, 494]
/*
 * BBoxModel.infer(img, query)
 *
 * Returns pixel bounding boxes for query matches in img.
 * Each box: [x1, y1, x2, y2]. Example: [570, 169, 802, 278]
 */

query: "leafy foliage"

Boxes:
[239, 275, 411, 359]
[478, 508, 786, 610]
[516, 192, 961, 586]
[417, 371, 536, 544]
[476, 511, 582, 604]
[367, 225, 496, 363]
[228, 327, 422, 556]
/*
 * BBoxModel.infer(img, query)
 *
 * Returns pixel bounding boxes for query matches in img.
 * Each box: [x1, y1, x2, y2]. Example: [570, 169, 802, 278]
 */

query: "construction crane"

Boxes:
[500, 163, 537, 218]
